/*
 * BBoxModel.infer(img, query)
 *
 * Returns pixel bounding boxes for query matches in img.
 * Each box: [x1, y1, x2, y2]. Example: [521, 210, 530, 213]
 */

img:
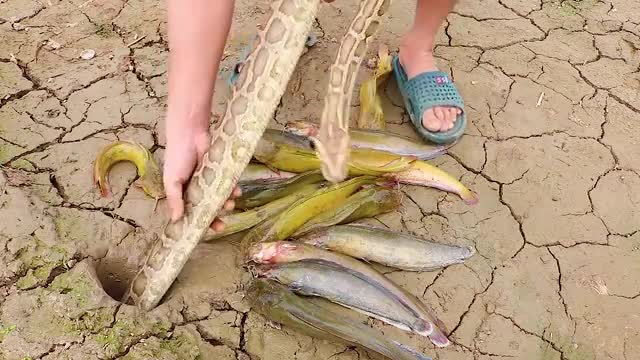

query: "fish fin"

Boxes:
[460, 189, 479, 205]
[92, 157, 110, 198]
[414, 319, 434, 336]
[422, 305, 450, 335]
[464, 245, 476, 258]
[98, 182, 111, 197]
[342, 222, 389, 232]
[415, 146, 448, 160]
[359, 155, 416, 174]
[94, 173, 111, 197]
[391, 341, 434, 360]
[132, 179, 143, 189]
[340, 304, 416, 334]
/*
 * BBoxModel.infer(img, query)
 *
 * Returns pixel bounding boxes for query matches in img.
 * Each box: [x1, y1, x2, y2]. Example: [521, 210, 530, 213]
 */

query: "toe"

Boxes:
[446, 108, 457, 130]
[445, 120, 454, 131]
[422, 108, 441, 132]
[447, 108, 457, 120]
[435, 107, 449, 131]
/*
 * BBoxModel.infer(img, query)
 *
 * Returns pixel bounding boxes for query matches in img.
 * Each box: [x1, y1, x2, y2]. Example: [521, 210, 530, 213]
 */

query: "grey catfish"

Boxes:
[246, 278, 434, 360]
[296, 223, 476, 271]
[255, 261, 429, 337]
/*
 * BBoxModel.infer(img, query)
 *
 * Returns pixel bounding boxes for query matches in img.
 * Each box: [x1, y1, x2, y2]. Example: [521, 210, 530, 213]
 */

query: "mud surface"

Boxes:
[1, 0, 639, 359]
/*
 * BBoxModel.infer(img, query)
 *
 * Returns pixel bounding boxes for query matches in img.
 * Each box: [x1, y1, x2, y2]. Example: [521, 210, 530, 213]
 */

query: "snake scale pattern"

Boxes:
[123, 0, 392, 310]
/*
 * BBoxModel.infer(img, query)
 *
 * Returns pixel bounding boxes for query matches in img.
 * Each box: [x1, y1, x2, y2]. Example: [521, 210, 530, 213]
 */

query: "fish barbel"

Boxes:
[284, 119, 449, 160]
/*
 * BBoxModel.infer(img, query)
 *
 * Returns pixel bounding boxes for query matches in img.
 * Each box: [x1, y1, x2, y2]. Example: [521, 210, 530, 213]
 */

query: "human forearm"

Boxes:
[166, 0, 234, 129]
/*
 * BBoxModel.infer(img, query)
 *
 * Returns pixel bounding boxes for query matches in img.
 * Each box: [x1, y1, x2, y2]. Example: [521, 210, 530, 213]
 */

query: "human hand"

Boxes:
[163, 114, 241, 232]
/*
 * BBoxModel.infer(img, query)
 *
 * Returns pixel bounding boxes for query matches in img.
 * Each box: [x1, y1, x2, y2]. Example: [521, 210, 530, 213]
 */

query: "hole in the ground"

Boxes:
[93, 258, 138, 305]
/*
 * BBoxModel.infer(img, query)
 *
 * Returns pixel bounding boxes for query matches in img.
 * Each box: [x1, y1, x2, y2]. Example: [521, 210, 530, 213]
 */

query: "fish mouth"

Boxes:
[284, 120, 317, 137]
[462, 245, 477, 258]
[252, 264, 275, 277]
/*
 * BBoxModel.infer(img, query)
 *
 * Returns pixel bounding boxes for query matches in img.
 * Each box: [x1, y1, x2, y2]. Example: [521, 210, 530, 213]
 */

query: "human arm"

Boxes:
[164, 0, 237, 224]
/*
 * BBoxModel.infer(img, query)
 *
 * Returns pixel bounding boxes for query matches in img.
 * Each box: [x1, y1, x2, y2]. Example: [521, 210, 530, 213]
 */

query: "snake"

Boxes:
[122, 0, 392, 310]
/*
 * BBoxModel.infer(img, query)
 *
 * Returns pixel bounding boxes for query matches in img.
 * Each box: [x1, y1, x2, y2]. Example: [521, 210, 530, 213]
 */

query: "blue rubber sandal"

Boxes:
[392, 54, 466, 145]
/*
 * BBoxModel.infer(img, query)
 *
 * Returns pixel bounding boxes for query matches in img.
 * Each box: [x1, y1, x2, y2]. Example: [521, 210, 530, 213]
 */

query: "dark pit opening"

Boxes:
[93, 258, 138, 305]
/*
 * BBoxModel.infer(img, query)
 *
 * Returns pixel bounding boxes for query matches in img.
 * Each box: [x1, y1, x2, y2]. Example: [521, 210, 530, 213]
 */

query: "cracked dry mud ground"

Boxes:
[0, 0, 639, 359]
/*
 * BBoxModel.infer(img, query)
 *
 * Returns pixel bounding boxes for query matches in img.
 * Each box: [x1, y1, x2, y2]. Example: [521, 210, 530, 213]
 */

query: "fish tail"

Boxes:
[464, 245, 476, 258]
[418, 147, 448, 161]
[460, 188, 479, 205]
[98, 180, 111, 197]
[414, 319, 434, 337]
[92, 160, 111, 198]
[428, 326, 451, 348]
[391, 341, 434, 360]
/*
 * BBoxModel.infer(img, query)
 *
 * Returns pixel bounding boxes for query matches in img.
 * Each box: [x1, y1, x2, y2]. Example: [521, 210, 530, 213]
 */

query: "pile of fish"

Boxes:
[92, 54, 479, 358]
[92, 122, 478, 359]
[212, 123, 479, 358]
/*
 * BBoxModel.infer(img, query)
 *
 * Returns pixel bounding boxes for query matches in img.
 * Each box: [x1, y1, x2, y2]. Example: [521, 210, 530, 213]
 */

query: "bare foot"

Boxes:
[398, 45, 462, 132]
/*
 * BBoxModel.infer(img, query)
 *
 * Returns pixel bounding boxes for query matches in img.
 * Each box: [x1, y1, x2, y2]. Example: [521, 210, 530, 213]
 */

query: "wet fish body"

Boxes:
[291, 186, 401, 237]
[296, 224, 476, 271]
[248, 241, 451, 347]
[266, 175, 381, 241]
[284, 120, 449, 160]
[255, 129, 477, 205]
[256, 261, 431, 337]
[92, 140, 165, 202]
[255, 131, 416, 176]
[246, 279, 434, 360]
[238, 176, 381, 247]
[238, 163, 296, 183]
[357, 44, 393, 130]
[201, 183, 323, 241]
[386, 160, 479, 205]
[261, 128, 315, 150]
[237, 170, 326, 209]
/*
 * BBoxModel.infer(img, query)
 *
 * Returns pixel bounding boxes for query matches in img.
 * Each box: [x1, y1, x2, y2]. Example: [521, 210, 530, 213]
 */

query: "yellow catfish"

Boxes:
[92, 140, 165, 210]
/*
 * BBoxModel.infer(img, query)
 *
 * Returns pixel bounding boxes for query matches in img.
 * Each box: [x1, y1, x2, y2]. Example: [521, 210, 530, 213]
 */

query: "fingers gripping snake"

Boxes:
[123, 0, 392, 310]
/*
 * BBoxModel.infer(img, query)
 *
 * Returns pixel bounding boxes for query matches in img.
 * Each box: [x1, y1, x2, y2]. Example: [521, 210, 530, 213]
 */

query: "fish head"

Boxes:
[284, 120, 318, 137]
[252, 263, 276, 277]
[245, 278, 288, 309]
[248, 241, 300, 264]
[138, 167, 166, 200]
